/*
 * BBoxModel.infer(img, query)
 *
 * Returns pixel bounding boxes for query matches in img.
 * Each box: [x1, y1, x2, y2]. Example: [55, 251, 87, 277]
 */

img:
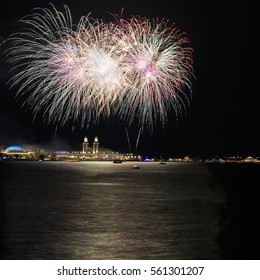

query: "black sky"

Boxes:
[0, 0, 257, 158]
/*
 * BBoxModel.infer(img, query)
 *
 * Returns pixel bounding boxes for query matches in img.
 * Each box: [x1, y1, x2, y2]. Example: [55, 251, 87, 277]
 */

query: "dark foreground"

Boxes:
[207, 162, 260, 259]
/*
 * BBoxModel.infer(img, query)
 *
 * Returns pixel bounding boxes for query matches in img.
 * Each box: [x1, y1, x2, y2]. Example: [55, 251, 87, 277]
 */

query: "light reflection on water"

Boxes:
[0, 161, 226, 259]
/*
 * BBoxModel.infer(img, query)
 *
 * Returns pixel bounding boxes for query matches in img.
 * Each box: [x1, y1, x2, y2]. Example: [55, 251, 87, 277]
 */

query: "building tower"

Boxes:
[93, 136, 99, 154]
[82, 136, 89, 153]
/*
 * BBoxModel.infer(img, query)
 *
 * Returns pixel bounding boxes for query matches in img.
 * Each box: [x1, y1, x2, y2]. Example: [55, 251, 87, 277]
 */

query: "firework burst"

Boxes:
[114, 16, 194, 131]
[3, 4, 194, 132]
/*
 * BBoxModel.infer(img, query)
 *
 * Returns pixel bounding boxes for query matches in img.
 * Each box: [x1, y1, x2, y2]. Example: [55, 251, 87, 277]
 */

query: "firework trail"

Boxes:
[3, 4, 194, 132]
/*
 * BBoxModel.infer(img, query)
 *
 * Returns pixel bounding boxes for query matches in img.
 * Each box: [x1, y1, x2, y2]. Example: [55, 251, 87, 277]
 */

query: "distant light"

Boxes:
[6, 146, 24, 151]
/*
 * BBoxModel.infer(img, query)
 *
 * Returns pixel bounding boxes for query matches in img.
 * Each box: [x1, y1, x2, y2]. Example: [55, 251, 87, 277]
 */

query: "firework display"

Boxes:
[4, 4, 194, 131]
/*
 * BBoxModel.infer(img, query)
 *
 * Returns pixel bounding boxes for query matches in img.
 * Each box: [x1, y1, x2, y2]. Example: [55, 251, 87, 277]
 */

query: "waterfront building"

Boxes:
[92, 136, 99, 154]
[0, 136, 141, 161]
[0, 146, 36, 160]
[82, 136, 89, 153]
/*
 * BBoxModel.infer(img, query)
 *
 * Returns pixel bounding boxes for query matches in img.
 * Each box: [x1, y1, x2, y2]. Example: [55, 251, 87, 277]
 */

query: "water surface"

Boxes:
[1, 161, 258, 259]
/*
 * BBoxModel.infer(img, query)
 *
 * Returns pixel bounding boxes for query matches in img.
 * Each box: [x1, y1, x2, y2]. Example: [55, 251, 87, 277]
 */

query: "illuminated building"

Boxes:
[82, 136, 89, 153]
[0, 136, 141, 161]
[1, 146, 35, 160]
[93, 136, 99, 154]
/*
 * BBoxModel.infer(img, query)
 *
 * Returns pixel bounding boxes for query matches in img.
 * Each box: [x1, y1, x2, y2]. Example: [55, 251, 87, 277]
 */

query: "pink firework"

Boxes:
[114, 16, 194, 131]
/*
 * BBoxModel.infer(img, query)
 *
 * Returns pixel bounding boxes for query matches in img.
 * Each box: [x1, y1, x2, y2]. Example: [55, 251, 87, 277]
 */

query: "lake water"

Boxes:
[0, 161, 259, 260]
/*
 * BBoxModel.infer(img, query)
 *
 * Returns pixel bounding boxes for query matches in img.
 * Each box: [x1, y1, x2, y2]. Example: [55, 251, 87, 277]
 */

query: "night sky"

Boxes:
[0, 0, 257, 158]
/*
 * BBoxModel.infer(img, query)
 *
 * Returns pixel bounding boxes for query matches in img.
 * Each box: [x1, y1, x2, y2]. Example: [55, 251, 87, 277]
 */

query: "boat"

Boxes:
[132, 164, 140, 169]
[113, 159, 123, 163]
